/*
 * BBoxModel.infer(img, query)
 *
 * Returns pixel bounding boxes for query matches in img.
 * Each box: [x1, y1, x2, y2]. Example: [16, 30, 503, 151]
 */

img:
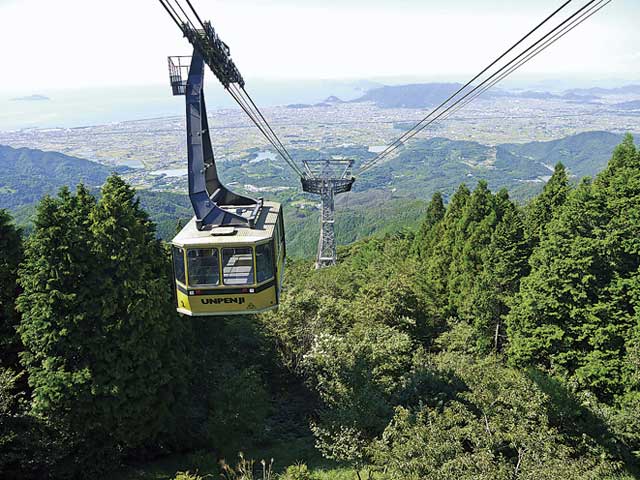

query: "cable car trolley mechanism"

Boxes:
[160, 0, 287, 316]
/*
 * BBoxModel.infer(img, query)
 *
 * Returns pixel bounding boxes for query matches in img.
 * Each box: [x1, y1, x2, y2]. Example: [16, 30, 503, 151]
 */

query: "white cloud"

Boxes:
[0, 0, 636, 91]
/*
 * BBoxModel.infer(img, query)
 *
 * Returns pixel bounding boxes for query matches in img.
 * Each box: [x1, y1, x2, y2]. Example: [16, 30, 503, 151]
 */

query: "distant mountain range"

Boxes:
[2, 130, 630, 238]
[300, 83, 640, 108]
[499, 130, 624, 179]
[356, 131, 627, 204]
[339, 83, 640, 109]
[351, 83, 467, 109]
[0, 144, 191, 239]
[612, 100, 640, 111]
[284, 82, 640, 111]
[565, 85, 640, 96]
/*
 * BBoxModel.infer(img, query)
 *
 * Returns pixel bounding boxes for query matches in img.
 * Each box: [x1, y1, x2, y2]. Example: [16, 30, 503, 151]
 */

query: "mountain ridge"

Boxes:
[0, 144, 128, 210]
[348, 82, 612, 108]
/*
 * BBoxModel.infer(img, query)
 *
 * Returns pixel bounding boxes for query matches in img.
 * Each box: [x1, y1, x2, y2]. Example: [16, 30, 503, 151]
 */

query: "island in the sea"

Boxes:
[10, 94, 51, 102]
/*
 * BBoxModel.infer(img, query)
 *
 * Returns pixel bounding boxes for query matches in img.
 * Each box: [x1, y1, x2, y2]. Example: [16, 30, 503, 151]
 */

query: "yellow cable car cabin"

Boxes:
[166, 51, 286, 316]
[172, 202, 285, 316]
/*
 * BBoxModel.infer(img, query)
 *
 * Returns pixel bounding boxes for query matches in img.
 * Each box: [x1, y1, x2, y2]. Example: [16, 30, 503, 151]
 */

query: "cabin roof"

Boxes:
[172, 201, 281, 247]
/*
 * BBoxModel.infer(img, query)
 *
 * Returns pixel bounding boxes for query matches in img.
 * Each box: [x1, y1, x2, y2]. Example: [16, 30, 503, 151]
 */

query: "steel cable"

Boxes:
[228, 84, 306, 177]
[359, 0, 577, 171]
[229, 85, 304, 177]
[433, 0, 611, 130]
[159, 0, 306, 178]
[240, 86, 308, 177]
[360, 0, 609, 173]
[359, 0, 606, 174]
[227, 85, 289, 160]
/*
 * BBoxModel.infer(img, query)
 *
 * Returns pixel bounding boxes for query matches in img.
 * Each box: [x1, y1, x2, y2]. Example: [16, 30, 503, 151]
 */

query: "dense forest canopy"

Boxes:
[0, 136, 639, 479]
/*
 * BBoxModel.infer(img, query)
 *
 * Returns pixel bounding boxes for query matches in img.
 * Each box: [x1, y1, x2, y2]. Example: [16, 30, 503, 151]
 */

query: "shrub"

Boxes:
[280, 463, 314, 480]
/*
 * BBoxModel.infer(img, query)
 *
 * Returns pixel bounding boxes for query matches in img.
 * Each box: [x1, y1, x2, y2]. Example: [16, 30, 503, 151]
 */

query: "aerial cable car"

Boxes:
[161, 1, 286, 316]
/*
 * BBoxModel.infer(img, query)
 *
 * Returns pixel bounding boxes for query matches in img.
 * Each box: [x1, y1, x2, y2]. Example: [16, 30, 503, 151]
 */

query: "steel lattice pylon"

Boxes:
[301, 160, 355, 268]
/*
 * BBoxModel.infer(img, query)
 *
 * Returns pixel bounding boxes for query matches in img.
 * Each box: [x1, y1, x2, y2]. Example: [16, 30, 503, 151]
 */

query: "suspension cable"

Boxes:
[361, 0, 608, 174]
[359, 0, 577, 172]
[235, 86, 302, 173]
[185, 0, 208, 30]
[434, 0, 611, 129]
[359, 0, 607, 174]
[160, 0, 195, 31]
[240, 86, 311, 177]
[169, 0, 200, 31]
[158, 0, 184, 30]
[159, 0, 306, 178]
[228, 84, 306, 177]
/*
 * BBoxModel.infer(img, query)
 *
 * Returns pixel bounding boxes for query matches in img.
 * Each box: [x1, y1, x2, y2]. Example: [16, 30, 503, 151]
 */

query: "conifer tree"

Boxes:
[420, 184, 471, 322]
[589, 134, 640, 398]
[88, 174, 185, 448]
[507, 135, 640, 399]
[17, 176, 185, 465]
[526, 162, 570, 246]
[0, 210, 22, 369]
[471, 203, 530, 352]
[416, 191, 444, 238]
[446, 184, 471, 220]
[508, 178, 601, 365]
[448, 181, 498, 318]
[18, 186, 99, 421]
[413, 192, 445, 258]
[624, 316, 640, 398]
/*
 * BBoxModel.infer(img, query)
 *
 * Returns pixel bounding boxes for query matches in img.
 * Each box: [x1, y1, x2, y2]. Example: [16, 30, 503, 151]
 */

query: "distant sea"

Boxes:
[2, 75, 637, 132]
[0, 80, 366, 131]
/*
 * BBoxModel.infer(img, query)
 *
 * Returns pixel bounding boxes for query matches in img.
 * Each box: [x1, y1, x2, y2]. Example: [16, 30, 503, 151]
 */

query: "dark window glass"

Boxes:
[187, 249, 220, 286]
[278, 210, 286, 258]
[222, 247, 254, 285]
[279, 210, 285, 241]
[256, 242, 274, 283]
[172, 246, 186, 285]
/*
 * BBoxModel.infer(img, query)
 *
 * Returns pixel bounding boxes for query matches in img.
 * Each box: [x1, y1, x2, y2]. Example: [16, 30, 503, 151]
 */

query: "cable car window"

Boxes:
[172, 246, 186, 285]
[187, 249, 220, 286]
[222, 247, 254, 285]
[278, 210, 286, 258]
[256, 242, 274, 283]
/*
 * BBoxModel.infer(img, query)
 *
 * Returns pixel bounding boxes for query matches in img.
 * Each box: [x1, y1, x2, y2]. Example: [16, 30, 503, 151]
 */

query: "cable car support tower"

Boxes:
[301, 160, 355, 268]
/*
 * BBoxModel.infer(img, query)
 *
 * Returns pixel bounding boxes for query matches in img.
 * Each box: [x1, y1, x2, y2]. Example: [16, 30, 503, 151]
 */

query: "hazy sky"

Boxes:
[0, 0, 638, 92]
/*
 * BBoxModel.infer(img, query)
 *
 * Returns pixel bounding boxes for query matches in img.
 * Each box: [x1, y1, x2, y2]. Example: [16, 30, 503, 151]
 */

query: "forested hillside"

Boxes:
[0, 145, 127, 210]
[260, 136, 640, 479]
[1, 130, 627, 259]
[355, 131, 626, 203]
[0, 136, 639, 479]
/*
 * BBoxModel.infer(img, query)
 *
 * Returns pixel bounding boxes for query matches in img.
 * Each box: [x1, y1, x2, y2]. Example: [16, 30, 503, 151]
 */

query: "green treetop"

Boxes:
[0, 209, 22, 369]
[526, 162, 570, 246]
[507, 135, 640, 400]
[470, 202, 531, 353]
[17, 175, 186, 469]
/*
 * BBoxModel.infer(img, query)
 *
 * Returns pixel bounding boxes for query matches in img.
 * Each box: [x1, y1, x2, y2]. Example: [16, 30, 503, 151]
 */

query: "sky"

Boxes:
[0, 0, 638, 93]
